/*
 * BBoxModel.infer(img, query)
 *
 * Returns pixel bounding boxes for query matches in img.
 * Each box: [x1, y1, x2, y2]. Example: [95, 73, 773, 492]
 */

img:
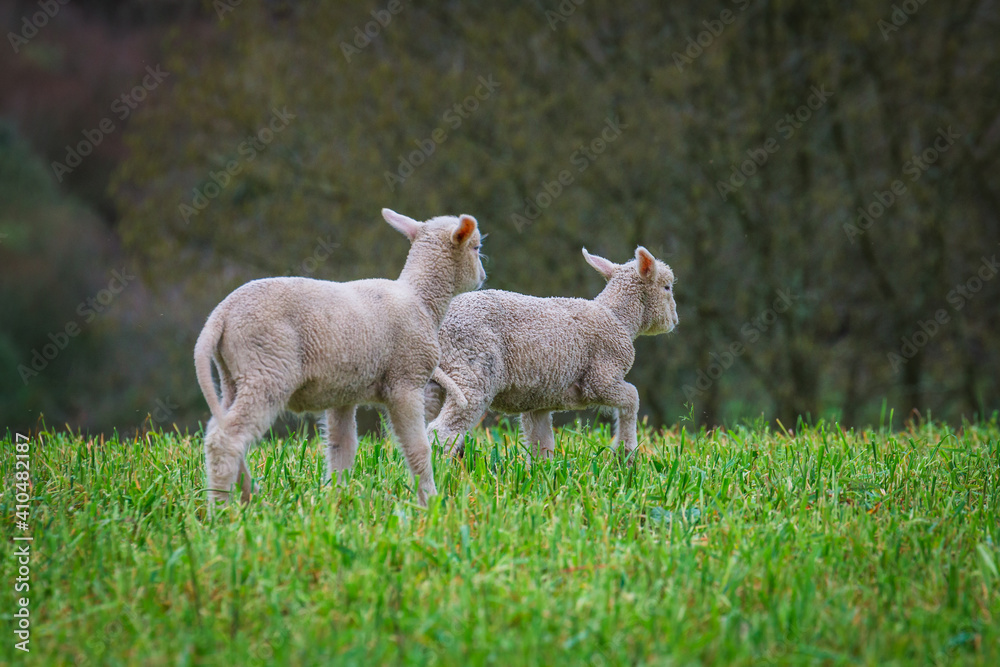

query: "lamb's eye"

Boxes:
[665, 285, 672, 291]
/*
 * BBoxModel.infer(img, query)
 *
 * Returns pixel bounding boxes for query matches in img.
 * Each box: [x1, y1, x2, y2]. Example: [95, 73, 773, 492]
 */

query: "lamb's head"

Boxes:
[584, 246, 677, 336]
[383, 208, 486, 295]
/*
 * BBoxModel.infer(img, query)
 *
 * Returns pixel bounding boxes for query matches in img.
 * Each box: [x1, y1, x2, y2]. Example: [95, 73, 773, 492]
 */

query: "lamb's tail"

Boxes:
[432, 367, 468, 410]
[194, 309, 226, 423]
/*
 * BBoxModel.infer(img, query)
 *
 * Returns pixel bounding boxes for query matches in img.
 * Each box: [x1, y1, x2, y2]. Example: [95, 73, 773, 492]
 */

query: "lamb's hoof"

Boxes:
[417, 484, 438, 507]
[238, 473, 258, 504]
[206, 492, 231, 517]
[617, 446, 639, 466]
[240, 487, 255, 505]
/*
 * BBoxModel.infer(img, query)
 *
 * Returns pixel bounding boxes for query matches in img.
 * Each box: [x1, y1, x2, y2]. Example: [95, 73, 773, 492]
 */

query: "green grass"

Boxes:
[2, 418, 999, 665]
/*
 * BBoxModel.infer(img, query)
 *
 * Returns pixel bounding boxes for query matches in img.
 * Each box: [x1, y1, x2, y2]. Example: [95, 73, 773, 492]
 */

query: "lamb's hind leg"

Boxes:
[214, 358, 255, 501]
[427, 392, 489, 457]
[521, 410, 555, 461]
[217, 354, 237, 411]
[388, 387, 438, 506]
[204, 388, 285, 506]
[424, 380, 445, 424]
[324, 405, 359, 484]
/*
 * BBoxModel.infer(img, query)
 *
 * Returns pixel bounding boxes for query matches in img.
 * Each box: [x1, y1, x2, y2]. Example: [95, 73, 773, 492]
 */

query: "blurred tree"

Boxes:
[0, 122, 121, 429]
[111, 0, 1000, 429]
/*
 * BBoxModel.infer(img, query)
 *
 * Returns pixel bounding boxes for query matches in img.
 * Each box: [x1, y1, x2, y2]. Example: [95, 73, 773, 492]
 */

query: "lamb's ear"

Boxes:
[635, 246, 657, 282]
[382, 208, 421, 241]
[452, 214, 478, 246]
[582, 248, 617, 281]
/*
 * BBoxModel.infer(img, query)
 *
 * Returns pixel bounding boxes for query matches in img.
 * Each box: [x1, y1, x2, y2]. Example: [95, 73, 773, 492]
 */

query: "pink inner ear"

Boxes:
[453, 215, 477, 244]
[638, 252, 655, 278]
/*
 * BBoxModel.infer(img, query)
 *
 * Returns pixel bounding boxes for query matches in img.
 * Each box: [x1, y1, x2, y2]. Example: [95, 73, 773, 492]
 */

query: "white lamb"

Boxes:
[426, 246, 676, 458]
[194, 209, 485, 506]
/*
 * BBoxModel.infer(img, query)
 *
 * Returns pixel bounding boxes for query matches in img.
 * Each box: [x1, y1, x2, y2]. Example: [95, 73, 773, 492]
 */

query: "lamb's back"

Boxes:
[217, 277, 437, 407]
[440, 290, 634, 411]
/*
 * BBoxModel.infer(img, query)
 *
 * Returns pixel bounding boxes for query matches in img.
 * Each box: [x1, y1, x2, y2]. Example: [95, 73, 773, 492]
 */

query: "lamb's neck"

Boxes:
[398, 262, 454, 328]
[595, 283, 644, 340]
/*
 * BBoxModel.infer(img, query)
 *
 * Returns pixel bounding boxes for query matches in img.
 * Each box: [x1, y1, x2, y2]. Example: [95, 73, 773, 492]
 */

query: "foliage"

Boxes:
[3, 420, 999, 664]
[111, 0, 1000, 429]
[0, 123, 117, 428]
[0, 119, 209, 433]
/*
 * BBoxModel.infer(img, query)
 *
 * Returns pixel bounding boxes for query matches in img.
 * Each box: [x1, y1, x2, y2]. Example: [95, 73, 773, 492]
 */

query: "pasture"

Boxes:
[2, 419, 998, 665]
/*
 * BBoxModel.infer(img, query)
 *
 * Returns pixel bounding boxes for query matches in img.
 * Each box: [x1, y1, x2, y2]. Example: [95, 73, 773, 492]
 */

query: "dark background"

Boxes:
[2, 0, 998, 435]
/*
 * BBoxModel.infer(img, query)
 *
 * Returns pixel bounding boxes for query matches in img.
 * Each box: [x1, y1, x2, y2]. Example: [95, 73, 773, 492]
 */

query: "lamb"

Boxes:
[426, 246, 676, 459]
[193, 209, 486, 507]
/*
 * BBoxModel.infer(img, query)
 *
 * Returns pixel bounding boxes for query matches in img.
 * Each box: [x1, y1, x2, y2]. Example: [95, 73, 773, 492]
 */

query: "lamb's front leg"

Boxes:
[388, 388, 438, 505]
[596, 380, 640, 454]
[325, 405, 359, 484]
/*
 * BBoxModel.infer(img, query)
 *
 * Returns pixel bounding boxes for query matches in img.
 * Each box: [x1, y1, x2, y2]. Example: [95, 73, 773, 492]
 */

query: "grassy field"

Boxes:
[2, 417, 999, 665]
